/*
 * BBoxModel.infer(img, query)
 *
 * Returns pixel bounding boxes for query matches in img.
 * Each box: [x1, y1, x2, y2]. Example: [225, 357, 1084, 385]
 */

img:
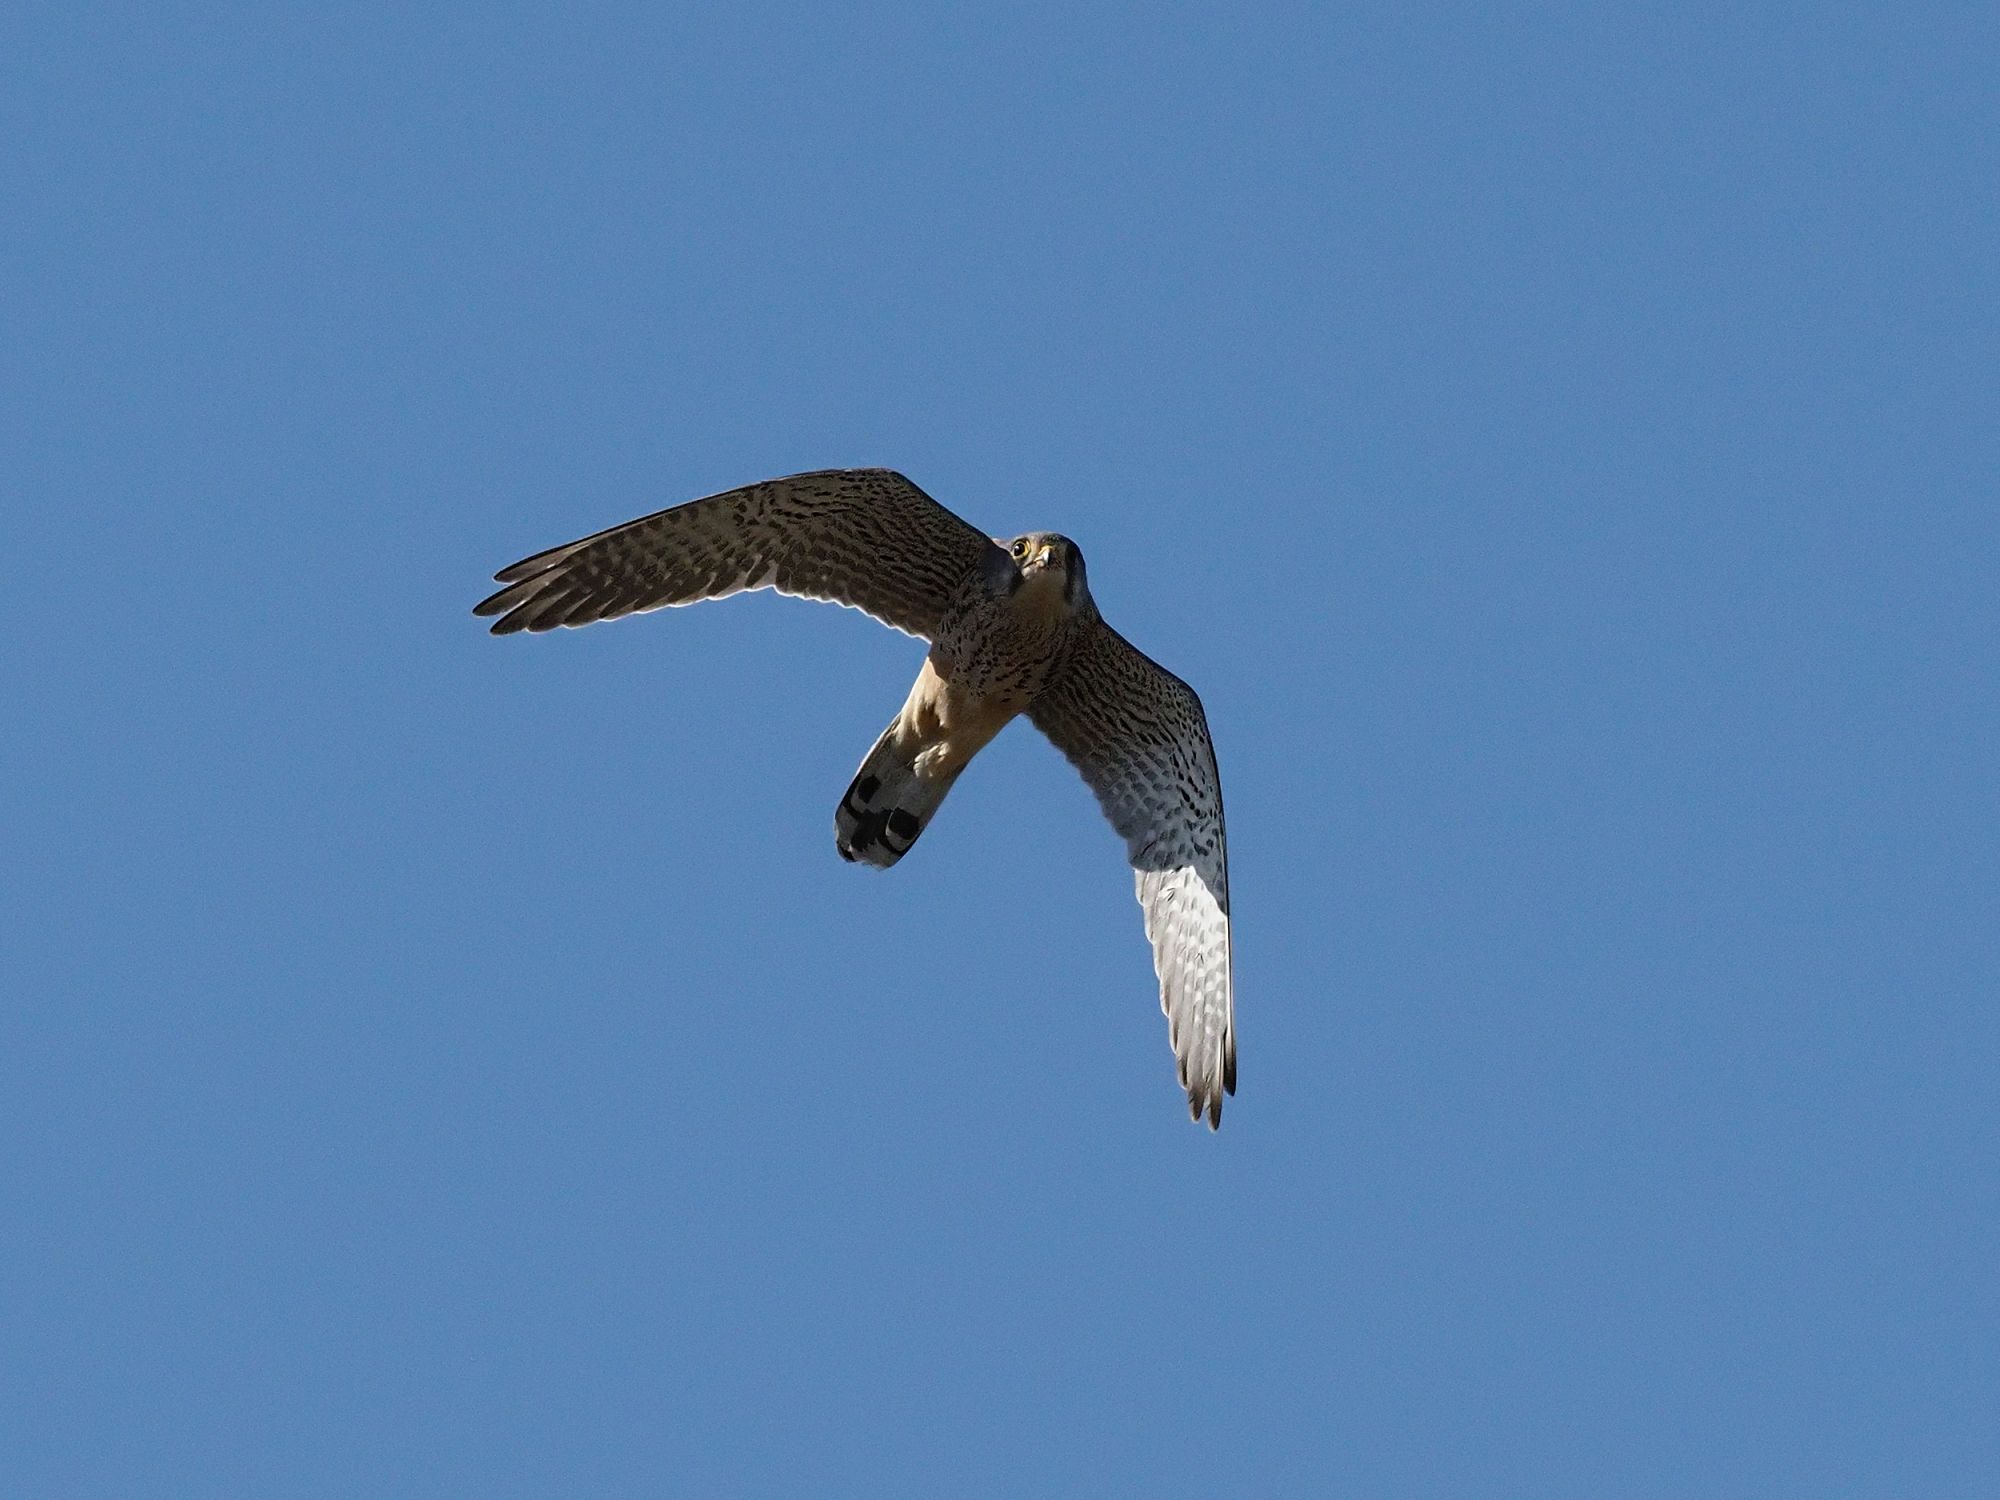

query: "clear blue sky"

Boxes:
[5, 2, 1995, 1494]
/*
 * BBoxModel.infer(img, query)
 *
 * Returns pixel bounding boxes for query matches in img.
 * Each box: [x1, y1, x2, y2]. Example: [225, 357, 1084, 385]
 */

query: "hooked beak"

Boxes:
[1032, 544, 1057, 570]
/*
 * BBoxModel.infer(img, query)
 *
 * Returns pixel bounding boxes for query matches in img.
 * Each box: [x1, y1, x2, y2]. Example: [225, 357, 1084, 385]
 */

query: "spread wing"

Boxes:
[1030, 622, 1234, 1128]
[474, 468, 998, 640]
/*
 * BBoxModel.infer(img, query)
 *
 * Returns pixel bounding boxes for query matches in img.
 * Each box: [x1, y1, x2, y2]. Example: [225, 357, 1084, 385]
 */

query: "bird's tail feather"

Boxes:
[835, 720, 958, 868]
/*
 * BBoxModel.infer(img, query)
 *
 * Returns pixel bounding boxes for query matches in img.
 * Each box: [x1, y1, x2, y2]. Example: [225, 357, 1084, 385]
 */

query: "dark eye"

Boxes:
[1010, 538, 1028, 558]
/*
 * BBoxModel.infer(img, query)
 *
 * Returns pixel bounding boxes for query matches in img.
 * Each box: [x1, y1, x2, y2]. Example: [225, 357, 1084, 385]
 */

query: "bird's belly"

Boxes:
[893, 598, 1065, 778]
[909, 653, 1017, 737]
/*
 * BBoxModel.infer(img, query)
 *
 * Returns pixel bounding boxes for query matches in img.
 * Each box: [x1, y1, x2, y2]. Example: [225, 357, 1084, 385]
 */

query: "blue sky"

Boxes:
[5, 2, 1995, 1494]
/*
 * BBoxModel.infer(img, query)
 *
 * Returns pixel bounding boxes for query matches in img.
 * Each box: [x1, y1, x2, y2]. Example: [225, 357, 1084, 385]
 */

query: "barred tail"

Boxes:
[835, 721, 959, 868]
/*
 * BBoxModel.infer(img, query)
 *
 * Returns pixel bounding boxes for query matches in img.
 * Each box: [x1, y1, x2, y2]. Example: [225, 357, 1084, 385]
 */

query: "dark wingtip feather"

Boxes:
[474, 581, 537, 633]
[492, 545, 574, 584]
[1186, 1088, 1223, 1130]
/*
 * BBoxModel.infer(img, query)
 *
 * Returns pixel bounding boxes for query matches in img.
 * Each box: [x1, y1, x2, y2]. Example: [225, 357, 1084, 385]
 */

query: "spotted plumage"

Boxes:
[475, 468, 1235, 1127]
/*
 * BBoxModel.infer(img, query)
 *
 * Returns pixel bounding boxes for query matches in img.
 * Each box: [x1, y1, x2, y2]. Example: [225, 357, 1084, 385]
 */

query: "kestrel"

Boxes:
[474, 469, 1235, 1126]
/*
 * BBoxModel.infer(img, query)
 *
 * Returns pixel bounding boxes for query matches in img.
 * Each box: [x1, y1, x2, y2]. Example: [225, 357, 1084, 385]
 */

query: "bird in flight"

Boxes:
[474, 469, 1235, 1126]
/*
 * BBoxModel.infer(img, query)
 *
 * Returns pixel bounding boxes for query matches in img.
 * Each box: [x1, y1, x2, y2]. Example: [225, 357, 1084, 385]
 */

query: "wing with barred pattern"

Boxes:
[1030, 622, 1235, 1127]
[474, 468, 998, 640]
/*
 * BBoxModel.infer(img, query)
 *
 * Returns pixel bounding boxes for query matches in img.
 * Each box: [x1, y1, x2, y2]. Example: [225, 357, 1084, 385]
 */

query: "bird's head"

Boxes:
[1006, 532, 1091, 610]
